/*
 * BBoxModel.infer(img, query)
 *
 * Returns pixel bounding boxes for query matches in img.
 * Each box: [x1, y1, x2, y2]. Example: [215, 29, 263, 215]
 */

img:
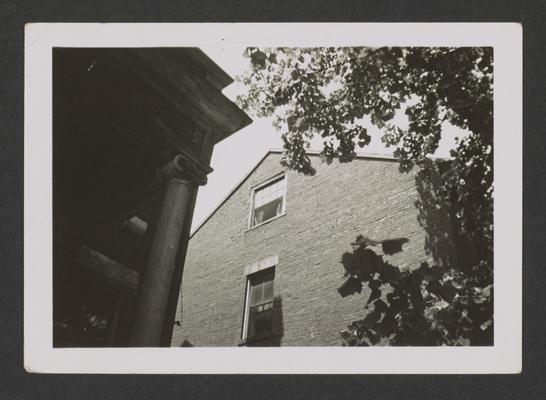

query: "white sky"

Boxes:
[192, 46, 467, 232]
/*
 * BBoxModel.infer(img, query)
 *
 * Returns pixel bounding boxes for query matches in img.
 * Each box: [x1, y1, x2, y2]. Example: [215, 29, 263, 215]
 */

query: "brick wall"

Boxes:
[171, 152, 446, 347]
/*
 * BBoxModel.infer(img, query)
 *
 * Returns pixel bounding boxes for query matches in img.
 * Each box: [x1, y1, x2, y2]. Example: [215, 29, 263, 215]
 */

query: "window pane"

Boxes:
[262, 279, 274, 302]
[259, 269, 275, 286]
[248, 281, 263, 306]
[248, 306, 273, 337]
[253, 177, 286, 208]
[253, 197, 282, 225]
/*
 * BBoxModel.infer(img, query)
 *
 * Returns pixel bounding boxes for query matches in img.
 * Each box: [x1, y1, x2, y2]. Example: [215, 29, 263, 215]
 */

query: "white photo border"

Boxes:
[24, 22, 522, 374]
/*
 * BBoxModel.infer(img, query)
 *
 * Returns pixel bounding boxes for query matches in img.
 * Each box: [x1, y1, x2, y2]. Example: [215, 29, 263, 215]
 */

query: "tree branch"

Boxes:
[306, 47, 386, 76]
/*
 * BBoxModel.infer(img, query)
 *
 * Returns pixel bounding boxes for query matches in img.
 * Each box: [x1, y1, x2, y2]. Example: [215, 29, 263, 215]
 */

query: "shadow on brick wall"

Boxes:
[414, 161, 458, 268]
[270, 295, 284, 346]
[414, 160, 479, 273]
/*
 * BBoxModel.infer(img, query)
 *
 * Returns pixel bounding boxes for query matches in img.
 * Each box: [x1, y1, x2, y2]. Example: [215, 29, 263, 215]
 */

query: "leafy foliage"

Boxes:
[238, 47, 493, 346]
[339, 235, 492, 346]
[238, 46, 492, 242]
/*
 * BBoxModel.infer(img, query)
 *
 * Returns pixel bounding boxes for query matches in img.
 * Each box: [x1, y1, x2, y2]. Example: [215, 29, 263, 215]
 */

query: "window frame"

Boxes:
[241, 267, 276, 341]
[247, 173, 287, 230]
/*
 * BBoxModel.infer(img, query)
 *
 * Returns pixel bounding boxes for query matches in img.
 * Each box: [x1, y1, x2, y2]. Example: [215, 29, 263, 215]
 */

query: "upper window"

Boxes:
[249, 175, 286, 228]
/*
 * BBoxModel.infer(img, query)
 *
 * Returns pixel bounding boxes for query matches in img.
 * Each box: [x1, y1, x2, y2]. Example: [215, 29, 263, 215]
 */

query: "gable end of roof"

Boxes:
[190, 149, 448, 237]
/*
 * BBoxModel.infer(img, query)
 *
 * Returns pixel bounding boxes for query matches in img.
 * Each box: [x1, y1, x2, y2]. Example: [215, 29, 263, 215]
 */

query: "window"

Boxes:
[249, 175, 286, 227]
[242, 268, 275, 339]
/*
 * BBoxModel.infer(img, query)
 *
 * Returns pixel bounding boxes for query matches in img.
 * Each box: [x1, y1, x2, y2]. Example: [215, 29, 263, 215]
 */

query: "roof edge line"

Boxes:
[190, 150, 275, 237]
[268, 148, 448, 162]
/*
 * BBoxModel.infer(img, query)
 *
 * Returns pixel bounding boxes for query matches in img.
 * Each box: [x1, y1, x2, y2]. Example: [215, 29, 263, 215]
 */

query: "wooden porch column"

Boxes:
[131, 154, 208, 347]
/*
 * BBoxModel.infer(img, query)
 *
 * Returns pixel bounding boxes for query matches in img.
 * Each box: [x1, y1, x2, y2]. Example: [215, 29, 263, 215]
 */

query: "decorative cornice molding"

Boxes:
[155, 154, 213, 186]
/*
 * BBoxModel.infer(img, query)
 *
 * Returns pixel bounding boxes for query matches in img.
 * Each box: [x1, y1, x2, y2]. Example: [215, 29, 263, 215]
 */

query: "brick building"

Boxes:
[171, 150, 453, 347]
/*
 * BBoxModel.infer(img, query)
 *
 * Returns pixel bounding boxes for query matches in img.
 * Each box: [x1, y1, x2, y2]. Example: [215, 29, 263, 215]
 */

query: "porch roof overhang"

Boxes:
[53, 47, 252, 236]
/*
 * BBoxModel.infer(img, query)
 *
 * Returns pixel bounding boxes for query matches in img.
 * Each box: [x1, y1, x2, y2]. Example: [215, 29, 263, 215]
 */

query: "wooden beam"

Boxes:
[78, 246, 139, 296]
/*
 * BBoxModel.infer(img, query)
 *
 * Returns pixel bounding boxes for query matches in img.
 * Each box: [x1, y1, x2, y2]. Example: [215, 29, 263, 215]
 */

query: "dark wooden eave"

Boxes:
[53, 47, 252, 238]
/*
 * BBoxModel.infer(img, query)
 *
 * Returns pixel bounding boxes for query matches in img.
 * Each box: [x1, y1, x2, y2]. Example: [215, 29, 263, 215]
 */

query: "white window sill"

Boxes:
[246, 212, 286, 232]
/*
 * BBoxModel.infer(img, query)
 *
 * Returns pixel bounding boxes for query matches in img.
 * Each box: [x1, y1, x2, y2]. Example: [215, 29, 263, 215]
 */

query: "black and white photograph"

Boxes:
[24, 23, 521, 373]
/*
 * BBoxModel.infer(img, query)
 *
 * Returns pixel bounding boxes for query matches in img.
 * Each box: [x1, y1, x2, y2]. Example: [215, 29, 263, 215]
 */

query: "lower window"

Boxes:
[242, 268, 275, 339]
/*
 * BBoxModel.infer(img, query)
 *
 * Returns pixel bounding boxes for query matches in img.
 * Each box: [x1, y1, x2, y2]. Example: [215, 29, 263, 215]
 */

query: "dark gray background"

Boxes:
[1, 1, 543, 399]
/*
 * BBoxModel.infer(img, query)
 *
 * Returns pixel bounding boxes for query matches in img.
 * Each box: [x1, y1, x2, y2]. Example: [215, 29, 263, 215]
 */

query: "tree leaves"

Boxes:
[250, 49, 267, 69]
[338, 235, 493, 346]
[239, 47, 492, 175]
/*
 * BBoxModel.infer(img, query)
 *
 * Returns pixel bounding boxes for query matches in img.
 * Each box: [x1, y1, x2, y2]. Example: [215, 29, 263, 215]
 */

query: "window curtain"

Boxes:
[275, 200, 283, 216]
[253, 210, 264, 225]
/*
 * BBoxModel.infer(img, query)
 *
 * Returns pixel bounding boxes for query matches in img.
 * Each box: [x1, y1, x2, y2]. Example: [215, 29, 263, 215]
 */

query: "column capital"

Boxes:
[155, 154, 213, 186]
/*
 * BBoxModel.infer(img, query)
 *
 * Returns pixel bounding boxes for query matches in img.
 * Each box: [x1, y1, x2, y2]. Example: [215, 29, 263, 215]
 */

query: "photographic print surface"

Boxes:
[25, 23, 520, 373]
